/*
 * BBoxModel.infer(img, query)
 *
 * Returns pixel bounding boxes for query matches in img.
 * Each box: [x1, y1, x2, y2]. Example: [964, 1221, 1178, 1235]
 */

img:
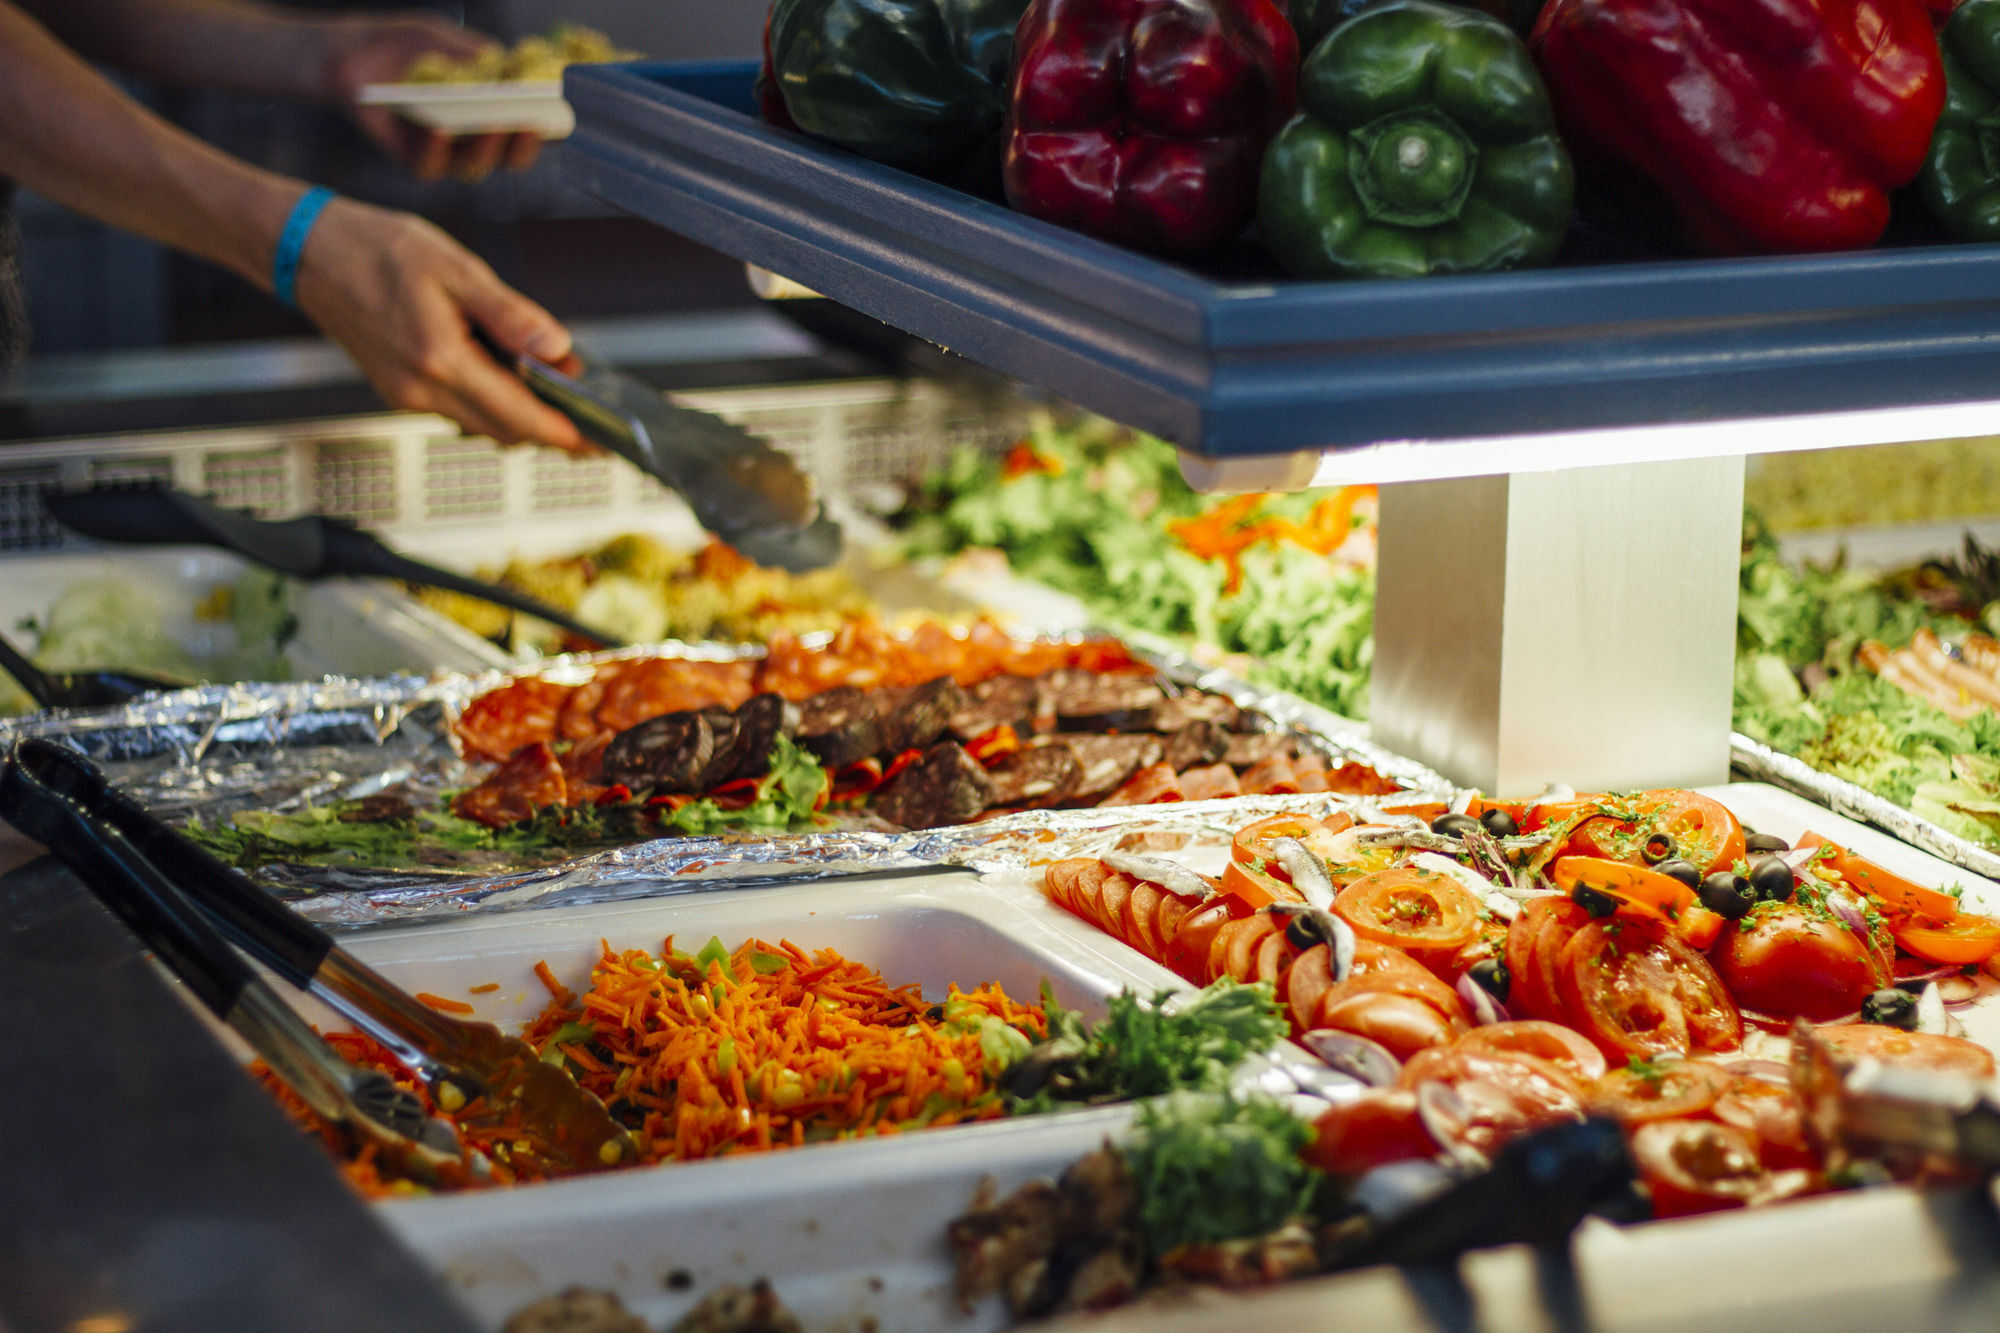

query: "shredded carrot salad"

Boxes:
[256, 938, 1046, 1197]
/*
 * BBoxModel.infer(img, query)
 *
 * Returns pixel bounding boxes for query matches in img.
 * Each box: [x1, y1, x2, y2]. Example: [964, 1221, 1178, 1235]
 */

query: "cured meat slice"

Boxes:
[983, 745, 1083, 809]
[1055, 734, 1164, 802]
[878, 676, 967, 754]
[1240, 754, 1302, 796]
[455, 677, 571, 763]
[871, 741, 994, 828]
[1223, 731, 1298, 769]
[452, 742, 567, 827]
[948, 672, 1039, 741]
[686, 708, 744, 793]
[593, 657, 755, 734]
[722, 692, 799, 782]
[1103, 763, 1184, 806]
[1178, 763, 1242, 802]
[602, 710, 716, 793]
[1154, 691, 1243, 733]
[1162, 719, 1229, 771]
[797, 686, 884, 770]
[1293, 765, 1331, 794]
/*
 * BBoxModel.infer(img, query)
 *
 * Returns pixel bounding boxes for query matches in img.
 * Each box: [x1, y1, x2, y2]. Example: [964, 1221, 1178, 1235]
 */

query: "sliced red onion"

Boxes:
[1740, 1007, 1862, 1031]
[1101, 853, 1214, 902]
[1456, 970, 1511, 1027]
[1449, 791, 1478, 816]
[1483, 891, 1523, 923]
[1916, 982, 1950, 1036]
[1415, 1081, 1490, 1172]
[1301, 1029, 1402, 1089]
[1531, 782, 1576, 804]
[1937, 974, 1981, 1007]
[1826, 890, 1871, 939]
[1777, 846, 1821, 874]
[1895, 962, 1963, 986]
[1717, 1058, 1791, 1086]
[1272, 837, 1337, 912]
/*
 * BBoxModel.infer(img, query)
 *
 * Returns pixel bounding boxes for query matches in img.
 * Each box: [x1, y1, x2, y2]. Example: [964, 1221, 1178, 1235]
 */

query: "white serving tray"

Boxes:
[323, 785, 2000, 1331]
[0, 547, 503, 682]
[354, 81, 573, 138]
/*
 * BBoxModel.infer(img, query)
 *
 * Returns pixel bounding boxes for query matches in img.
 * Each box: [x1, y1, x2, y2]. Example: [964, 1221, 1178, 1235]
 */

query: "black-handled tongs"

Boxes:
[0, 739, 635, 1182]
[1794, 1021, 2000, 1173]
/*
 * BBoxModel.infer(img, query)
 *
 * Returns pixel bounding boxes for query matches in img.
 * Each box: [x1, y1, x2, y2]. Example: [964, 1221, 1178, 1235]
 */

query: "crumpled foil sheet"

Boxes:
[0, 639, 1457, 930]
[1731, 731, 2000, 882]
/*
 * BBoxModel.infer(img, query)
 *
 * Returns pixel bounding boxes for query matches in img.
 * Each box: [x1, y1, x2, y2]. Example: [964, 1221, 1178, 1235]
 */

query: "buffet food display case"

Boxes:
[21, 31, 2000, 1333]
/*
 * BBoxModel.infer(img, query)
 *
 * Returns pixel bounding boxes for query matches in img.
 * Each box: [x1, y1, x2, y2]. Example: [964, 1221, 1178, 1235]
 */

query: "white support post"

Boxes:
[1369, 456, 1745, 795]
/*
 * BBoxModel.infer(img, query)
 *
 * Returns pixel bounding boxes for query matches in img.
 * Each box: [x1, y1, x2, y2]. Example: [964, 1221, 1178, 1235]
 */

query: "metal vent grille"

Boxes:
[0, 464, 66, 551]
[89, 455, 175, 489]
[423, 436, 504, 521]
[312, 440, 398, 525]
[529, 451, 613, 512]
[202, 447, 290, 517]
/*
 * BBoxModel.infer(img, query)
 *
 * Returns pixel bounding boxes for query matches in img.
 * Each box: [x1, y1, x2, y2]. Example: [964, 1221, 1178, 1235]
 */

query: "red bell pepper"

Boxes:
[1530, 0, 1943, 254]
[1003, 0, 1298, 255]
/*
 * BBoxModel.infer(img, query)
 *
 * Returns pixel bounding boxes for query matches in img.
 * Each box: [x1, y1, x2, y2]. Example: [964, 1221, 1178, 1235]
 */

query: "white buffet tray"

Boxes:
[316, 785, 2000, 1331]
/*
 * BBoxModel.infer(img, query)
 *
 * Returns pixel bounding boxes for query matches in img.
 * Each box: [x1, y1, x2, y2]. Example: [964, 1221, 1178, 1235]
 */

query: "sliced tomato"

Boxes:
[1550, 857, 1699, 928]
[1503, 897, 1588, 1022]
[1167, 898, 1240, 983]
[1457, 1020, 1609, 1083]
[1797, 832, 1959, 924]
[1286, 942, 1337, 1033]
[1558, 920, 1743, 1059]
[1398, 1047, 1587, 1161]
[1814, 1024, 1998, 1079]
[1893, 912, 2000, 966]
[1711, 1076, 1814, 1170]
[1095, 872, 1134, 939]
[1314, 984, 1463, 1060]
[1044, 859, 1091, 916]
[1122, 880, 1165, 961]
[1251, 930, 1294, 989]
[1380, 801, 1450, 822]
[1334, 866, 1482, 961]
[1349, 940, 1467, 1020]
[1589, 1058, 1731, 1124]
[1218, 858, 1299, 909]
[1712, 904, 1890, 1022]
[1565, 790, 1746, 875]
[1630, 1120, 1770, 1218]
[1208, 916, 1275, 986]
[1231, 813, 1350, 877]
[1305, 1090, 1437, 1176]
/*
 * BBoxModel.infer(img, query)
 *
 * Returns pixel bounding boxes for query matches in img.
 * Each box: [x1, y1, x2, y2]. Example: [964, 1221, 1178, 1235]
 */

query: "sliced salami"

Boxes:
[982, 745, 1083, 809]
[1162, 719, 1229, 771]
[686, 708, 745, 793]
[1222, 730, 1299, 769]
[1178, 763, 1243, 801]
[870, 741, 994, 828]
[723, 692, 799, 782]
[1154, 691, 1243, 733]
[797, 686, 884, 770]
[602, 710, 715, 793]
[948, 672, 1038, 741]
[878, 675, 966, 754]
[1103, 763, 1184, 806]
[1054, 733, 1163, 802]
[1239, 754, 1302, 796]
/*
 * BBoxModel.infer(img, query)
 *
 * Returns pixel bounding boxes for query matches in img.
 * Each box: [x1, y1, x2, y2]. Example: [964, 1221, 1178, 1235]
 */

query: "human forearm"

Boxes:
[0, 3, 299, 289]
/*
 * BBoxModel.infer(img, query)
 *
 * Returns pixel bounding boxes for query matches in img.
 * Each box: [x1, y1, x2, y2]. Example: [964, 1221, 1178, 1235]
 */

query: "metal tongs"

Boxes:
[0, 739, 635, 1185]
[1793, 1021, 2000, 1174]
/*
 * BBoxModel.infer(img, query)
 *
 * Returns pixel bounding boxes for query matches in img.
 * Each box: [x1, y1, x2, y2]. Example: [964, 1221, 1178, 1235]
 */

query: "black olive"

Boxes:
[1480, 808, 1520, 838]
[1744, 832, 1792, 854]
[1641, 832, 1676, 864]
[925, 1004, 947, 1022]
[1698, 872, 1752, 920]
[1654, 858, 1701, 889]
[1430, 812, 1482, 839]
[1748, 856, 1795, 903]
[1469, 957, 1510, 1003]
[1860, 988, 1919, 1030]
[1285, 913, 1322, 950]
[1572, 885, 1619, 919]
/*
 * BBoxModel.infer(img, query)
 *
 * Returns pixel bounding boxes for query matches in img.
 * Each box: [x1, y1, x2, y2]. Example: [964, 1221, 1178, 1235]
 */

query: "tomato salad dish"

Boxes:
[192, 619, 1406, 873]
[1041, 787, 2000, 1222]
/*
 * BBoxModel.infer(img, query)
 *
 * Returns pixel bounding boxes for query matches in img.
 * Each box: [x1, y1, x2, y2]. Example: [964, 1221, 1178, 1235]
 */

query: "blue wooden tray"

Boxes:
[563, 60, 2000, 457]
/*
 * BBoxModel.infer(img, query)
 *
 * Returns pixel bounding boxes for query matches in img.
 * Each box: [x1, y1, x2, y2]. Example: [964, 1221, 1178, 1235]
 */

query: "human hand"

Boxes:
[292, 197, 587, 453]
[323, 15, 542, 182]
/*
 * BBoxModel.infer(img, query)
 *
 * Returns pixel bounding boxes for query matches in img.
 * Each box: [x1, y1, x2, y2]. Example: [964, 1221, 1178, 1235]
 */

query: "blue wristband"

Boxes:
[272, 186, 335, 310]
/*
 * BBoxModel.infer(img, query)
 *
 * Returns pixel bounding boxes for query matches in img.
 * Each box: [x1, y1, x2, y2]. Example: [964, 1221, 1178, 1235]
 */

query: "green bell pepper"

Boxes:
[764, 0, 1028, 177]
[1257, 0, 1573, 279]
[1919, 0, 2000, 241]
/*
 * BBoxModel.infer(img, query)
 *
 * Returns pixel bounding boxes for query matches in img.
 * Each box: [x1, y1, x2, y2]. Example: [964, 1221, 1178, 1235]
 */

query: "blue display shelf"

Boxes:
[564, 60, 2000, 458]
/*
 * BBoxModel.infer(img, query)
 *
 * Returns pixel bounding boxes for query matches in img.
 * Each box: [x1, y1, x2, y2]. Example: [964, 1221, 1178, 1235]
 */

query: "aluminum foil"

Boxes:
[1731, 731, 2000, 882]
[0, 639, 1457, 929]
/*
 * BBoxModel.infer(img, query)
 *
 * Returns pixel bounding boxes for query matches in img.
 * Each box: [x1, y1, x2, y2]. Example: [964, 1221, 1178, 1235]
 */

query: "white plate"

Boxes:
[353, 81, 573, 138]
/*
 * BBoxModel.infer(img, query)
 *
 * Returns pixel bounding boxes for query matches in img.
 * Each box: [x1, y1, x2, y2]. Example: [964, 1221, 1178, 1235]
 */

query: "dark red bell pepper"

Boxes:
[1003, 0, 1298, 255]
[1530, 0, 1943, 254]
